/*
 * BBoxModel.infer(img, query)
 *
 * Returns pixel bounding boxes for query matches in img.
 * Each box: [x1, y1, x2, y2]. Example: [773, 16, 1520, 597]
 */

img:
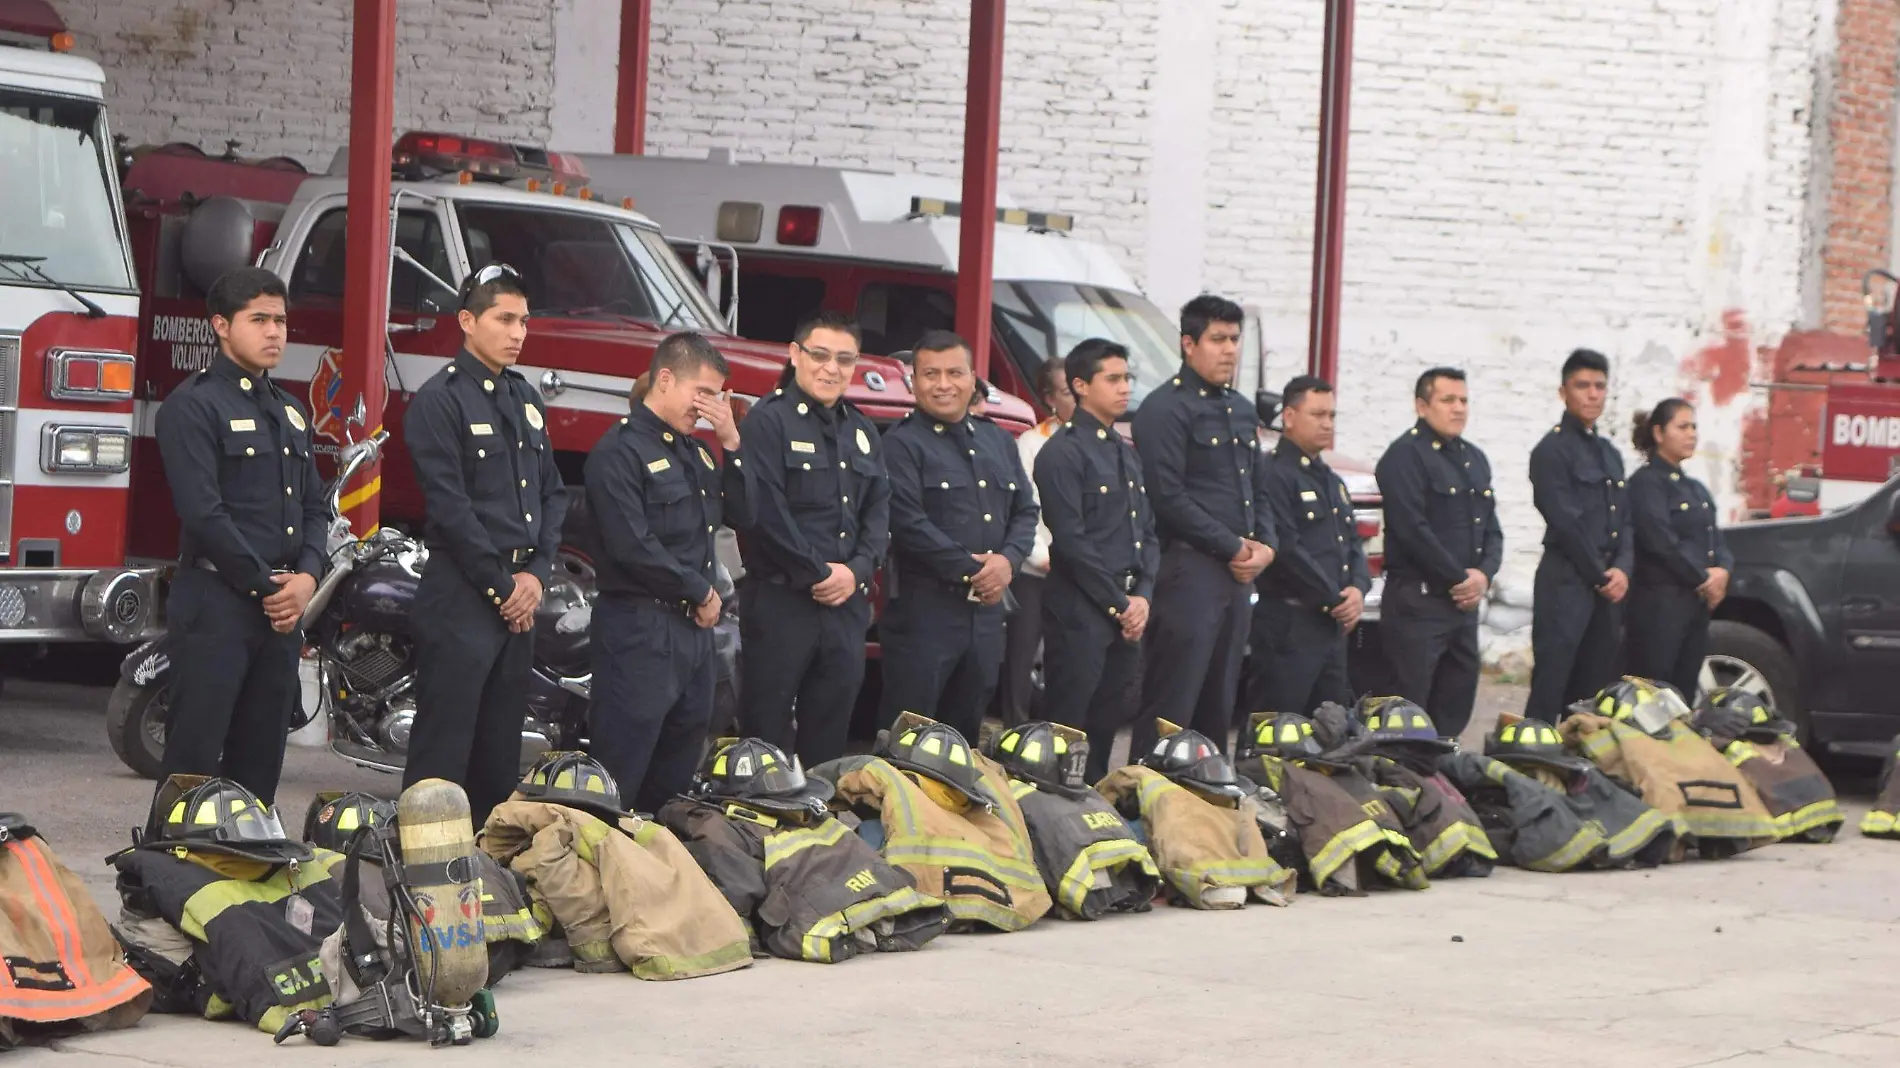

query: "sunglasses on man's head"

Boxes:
[459, 262, 523, 310]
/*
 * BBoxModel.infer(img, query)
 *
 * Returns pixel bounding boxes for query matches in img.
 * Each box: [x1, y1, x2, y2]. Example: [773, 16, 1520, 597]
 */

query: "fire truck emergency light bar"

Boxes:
[907, 197, 1074, 233]
[0, 0, 76, 51]
[393, 132, 620, 204]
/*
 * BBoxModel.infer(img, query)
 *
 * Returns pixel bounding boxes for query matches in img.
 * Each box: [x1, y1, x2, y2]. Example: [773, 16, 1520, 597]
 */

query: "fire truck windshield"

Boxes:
[455, 203, 725, 331]
[0, 90, 132, 292]
[992, 281, 1180, 410]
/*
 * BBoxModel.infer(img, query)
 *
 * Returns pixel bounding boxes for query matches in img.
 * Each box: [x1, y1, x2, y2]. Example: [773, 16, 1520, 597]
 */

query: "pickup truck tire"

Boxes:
[106, 679, 169, 781]
[1704, 620, 1806, 742]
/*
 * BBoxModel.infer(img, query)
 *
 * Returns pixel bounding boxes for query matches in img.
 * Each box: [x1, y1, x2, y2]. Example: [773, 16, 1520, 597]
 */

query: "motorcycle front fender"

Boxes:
[119, 636, 173, 687]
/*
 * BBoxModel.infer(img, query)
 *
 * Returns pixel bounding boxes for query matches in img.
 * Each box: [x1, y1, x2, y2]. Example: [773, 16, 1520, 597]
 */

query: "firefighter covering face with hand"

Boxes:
[584, 331, 741, 813]
[402, 265, 568, 829]
[153, 268, 326, 805]
[878, 330, 1039, 741]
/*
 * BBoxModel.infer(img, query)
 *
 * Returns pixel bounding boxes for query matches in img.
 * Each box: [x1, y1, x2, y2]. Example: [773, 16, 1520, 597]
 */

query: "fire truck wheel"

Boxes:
[105, 678, 169, 780]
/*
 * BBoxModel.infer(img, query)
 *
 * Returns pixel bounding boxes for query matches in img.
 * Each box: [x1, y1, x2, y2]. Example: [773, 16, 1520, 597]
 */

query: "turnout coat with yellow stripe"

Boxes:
[1094, 766, 1297, 910]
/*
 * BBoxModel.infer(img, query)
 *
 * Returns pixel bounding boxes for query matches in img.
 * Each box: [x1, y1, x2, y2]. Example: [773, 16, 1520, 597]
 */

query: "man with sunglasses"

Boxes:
[732, 310, 890, 765]
[402, 264, 568, 829]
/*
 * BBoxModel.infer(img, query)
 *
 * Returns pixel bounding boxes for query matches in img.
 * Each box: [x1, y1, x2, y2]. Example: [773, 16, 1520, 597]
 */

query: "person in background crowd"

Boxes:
[1524, 348, 1630, 723]
[1243, 375, 1368, 720]
[1625, 399, 1731, 702]
[998, 358, 1077, 726]
[1374, 367, 1503, 740]
[1133, 295, 1275, 752]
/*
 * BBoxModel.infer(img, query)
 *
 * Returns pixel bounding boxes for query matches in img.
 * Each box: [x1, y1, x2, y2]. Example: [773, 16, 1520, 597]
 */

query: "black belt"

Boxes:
[505, 547, 536, 566]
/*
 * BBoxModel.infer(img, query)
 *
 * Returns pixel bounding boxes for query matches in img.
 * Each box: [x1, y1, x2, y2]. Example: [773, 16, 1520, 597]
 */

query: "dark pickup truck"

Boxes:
[1706, 475, 1900, 755]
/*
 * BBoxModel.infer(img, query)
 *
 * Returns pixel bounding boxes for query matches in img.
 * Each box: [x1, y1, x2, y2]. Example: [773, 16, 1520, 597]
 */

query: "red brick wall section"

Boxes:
[1821, 0, 1900, 334]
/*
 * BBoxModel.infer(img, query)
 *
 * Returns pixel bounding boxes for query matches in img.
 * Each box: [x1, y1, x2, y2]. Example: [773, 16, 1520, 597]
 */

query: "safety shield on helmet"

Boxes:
[517, 750, 629, 819]
[1238, 711, 1324, 761]
[878, 712, 995, 811]
[1140, 720, 1250, 801]
[1695, 687, 1794, 746]
[989, 721, 1090, 793]
[1592, 677, 1690, 738]
[142, 774, 311, 863]
[697, 737, 835, 816]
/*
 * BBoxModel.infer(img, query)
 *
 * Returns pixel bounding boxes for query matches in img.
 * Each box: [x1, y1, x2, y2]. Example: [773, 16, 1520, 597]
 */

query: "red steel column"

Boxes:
[956, 0, 1006, 379]
[1307, 0, 1355, 383]
[340, 0, 395, 535]
[615, 0, 654, 154]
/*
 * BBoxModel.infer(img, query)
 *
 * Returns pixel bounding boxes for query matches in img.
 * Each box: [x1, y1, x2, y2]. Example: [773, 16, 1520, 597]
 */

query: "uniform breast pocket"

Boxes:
[1667, 494, 1710, 538]
[784, 448, 838, 508]
[218, 430, 274, 502]
[921, 464, 973, 525]
[645, 474, 699, 534]
[464, 434, 510, 495]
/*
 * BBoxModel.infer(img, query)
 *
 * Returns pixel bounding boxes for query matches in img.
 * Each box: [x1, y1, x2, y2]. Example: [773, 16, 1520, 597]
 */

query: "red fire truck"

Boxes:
[0, 3, 161, 650]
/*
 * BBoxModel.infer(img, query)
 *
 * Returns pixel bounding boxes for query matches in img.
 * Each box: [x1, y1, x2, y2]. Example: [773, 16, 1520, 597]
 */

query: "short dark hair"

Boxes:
[206, 267, 287, 322]
[1561, 348, 1610, 382]
[1414, 366, 1467, 402]
[652, 331, 729, 380]
[1180, 294, 1245, 342]
[911, 329, 971, 362]
[792, 310, 863, 348]
[1631, 397, 1693, 456]
[1281, 374, 1334, 410]
[461, 266, 528, 318]
[1063, 338, 1129, 398]
[1036, 357, 1067, 403]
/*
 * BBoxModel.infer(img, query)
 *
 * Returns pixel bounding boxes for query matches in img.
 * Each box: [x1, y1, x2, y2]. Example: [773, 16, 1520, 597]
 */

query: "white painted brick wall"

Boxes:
[61, 0, 556, 168]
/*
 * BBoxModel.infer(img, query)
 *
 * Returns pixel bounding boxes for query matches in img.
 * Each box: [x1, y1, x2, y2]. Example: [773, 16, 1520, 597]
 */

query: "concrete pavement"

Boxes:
[4, 677, 1899, 1067]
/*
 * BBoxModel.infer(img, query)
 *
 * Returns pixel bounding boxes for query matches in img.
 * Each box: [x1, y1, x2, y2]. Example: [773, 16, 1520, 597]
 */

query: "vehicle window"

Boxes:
[992, 281, 1179, 411]
[735, 271, 826, 343]
[456, 204, 721, 330]
[856, 282, 955, 356]
[0, 91, 132, 292]
[289, 208, 453, 313]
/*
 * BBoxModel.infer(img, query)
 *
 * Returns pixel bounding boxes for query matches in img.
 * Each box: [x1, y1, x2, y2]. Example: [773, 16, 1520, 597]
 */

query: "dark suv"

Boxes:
[1706, 475, 1900, 755]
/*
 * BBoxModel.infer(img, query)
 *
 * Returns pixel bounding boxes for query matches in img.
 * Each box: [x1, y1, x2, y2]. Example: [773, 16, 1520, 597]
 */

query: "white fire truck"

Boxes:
[0, 3, 161, 647]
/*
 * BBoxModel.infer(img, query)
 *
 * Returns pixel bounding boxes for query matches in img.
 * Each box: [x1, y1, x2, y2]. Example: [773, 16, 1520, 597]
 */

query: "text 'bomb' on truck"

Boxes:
[118, 130, 938, 582]
[0, 3, 160, 645]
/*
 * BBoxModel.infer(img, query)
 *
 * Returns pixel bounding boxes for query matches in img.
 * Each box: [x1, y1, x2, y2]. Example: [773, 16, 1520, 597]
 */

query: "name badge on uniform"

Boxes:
[228, 418, 256, 432]
[1300, 490, 1318, 502]
[470, 423, 494, 436]
[790, 440, 816, 454]
[648, 458, 672, 474]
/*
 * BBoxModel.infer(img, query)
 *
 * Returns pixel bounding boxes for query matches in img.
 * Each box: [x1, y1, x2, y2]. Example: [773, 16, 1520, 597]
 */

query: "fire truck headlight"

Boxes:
[42, 426, 132, 474]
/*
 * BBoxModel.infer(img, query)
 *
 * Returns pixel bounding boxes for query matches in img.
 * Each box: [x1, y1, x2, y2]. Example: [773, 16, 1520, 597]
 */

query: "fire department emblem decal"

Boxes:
[856, 428, 871, 455]
[284, 404, 306, 432]
[308, 349, 347, 444]
[525, 403, 544, 430]
[699, 445, 715, 470]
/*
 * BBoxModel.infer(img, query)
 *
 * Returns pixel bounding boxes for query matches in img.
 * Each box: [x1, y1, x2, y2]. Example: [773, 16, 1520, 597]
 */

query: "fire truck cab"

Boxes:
[0, 2, 159, 645]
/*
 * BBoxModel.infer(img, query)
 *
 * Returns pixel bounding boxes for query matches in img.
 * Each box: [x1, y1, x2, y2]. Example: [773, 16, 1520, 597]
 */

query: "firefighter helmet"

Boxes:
[1590, 677, 1691, 737]
[144, 775, 311, 864]
[696, 737, 834, 816]
[1694, 687, 1794, 747]
[1357, 696, 1452, 747]
[1140, 721, 1249, 801]
[988, 721, 1090, 793]
[1483, 718, 1586, 772]
[1237, 711, 1324, 761]
[878, 713, 994, 811]
[302, 791, 395, 853]
[517, 751, 628, 819]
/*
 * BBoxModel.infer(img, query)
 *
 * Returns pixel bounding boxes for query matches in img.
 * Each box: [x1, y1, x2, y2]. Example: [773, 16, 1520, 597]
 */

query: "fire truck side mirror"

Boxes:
[1255, 389, 1283, 430]
[179, 197, 257, 294]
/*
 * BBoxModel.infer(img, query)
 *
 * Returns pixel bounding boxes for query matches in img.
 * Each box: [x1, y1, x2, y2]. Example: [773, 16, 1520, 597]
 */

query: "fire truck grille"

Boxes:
[0, 334, 16, 560]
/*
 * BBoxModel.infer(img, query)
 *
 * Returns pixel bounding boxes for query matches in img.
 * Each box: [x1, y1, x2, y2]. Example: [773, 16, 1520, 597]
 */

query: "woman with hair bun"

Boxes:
[1624, 398, 1733, 701]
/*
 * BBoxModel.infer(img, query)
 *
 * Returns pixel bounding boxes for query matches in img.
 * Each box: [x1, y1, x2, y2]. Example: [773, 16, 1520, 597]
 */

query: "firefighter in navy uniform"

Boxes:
[733, 311, 891, 766]
[402, 264, 567, 830]
[585, 332, 743, 813]
[154, 268, 326, 804]
[1132, 296, 1276, 749]
[879, 330, 1038, 741]
[1034, 339, 1160, 781]
[1244, 376, 1369, 719]
[1625, 399, 1732, 703]
[1525, 349, 1630, 723]
[1374, 367, 1504, 740]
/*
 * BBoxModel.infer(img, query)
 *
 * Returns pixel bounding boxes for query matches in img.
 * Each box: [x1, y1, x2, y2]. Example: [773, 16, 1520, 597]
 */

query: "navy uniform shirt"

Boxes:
[584, 404, 730, 607]
[1255, 439, 1369, 609]
[1033, 408, 1160, 620]
[1374, 419, 1505, 592]
[1131, 363, 1274, 559]
[1528, 411, 1632, 586]
[405, 350, 567, 604]
[733, 378, 890, 591]
[155, 356, 326, 600]
[1628, 459, 1732, 589]
[881, 408, 1039, 590]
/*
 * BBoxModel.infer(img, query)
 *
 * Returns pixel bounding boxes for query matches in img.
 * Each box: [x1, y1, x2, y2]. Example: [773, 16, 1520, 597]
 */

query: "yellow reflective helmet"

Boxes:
[301, 790, 395, 853]
[143, 774, 310, 863]
[1694, 687, 1794, 747]
[695, 737, 834, 816]
[1592, 677, 1691, 737]
[1237, 711, 1324, 761]
[1483, 718, 1585, 772]
[988, 720, 1089, 793]
[517, 751, 627, 819]
[1141, 720, 1249, 801]
[878, 712, 994, 811]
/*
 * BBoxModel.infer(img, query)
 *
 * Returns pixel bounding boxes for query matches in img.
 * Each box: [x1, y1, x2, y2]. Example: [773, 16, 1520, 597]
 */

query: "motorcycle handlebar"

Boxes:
[326, 431, 390, 519]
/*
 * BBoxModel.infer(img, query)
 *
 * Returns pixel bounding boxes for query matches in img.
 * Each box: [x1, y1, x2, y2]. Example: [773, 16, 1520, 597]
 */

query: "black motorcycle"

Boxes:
[106, 433, 739, 779]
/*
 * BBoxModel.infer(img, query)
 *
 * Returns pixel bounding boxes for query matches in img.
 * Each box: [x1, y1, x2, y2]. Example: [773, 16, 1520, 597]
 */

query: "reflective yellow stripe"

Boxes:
[881, 836, 1044, 889]
[797, 886, 943, 962]
[1523, 823, 1606, 873]
[628, 936, 753, 980]
[1859, 809, 1899, 836]
[1574, 729, 1617, 762]
[1771, 798, 1845, 839]
[1305, 819, 1388, 888]
[177, 851, 345, 942]
[1603, 808, 1675, 858]
[761, 820, 851, 871]
[1051, 838, 1158, 916]
[570, 938, 617, 965]
[573, 817, 611, 863]
[1011, 780, 1037, 801]
[1417, 821, 1495, 876]
[1679, 806, 1777, 843]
